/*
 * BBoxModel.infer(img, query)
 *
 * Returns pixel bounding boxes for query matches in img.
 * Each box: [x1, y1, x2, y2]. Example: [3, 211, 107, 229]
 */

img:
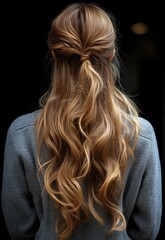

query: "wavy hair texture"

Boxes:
[36, 2, 140, 240]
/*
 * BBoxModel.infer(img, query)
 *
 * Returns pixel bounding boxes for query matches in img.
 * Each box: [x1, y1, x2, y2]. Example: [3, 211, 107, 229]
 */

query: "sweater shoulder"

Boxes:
[7, 110, 41, 135]
[138, 117, 155, 141]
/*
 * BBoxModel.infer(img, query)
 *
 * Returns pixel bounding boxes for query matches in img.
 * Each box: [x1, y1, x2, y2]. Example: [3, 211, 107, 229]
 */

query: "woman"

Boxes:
[1, 2, 162, 240]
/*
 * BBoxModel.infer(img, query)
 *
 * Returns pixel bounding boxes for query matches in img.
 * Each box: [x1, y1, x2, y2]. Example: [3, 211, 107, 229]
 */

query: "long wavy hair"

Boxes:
[36, 2, 139, 240]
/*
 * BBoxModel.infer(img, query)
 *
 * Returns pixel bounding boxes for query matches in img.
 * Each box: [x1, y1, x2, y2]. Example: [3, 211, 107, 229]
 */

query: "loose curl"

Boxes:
[36, 3, 139, 240]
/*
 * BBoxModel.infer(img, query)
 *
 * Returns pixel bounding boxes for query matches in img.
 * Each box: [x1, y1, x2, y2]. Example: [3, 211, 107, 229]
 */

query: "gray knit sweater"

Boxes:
[1, 110, 162, 240]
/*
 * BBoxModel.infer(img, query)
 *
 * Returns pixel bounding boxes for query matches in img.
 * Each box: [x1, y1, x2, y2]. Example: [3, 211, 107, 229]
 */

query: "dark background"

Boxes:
[0, 0, 164, 239]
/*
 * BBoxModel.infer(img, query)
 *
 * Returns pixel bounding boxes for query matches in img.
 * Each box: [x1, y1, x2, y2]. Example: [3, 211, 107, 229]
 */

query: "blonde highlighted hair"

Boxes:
[36, 2, 139, 240]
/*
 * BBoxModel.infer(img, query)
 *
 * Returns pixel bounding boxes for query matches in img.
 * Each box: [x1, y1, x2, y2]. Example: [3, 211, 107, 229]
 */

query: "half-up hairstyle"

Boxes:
[36, 2, 139, 240]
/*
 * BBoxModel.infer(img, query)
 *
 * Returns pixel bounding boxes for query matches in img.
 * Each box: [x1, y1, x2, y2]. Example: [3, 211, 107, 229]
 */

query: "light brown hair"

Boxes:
[36, 2, 139, 239]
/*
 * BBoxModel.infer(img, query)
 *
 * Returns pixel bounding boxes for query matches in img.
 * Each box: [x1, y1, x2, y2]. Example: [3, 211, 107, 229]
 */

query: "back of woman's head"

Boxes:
[46, 2, 118, 103]
[48, 2, 116, 65]
[36, 3, 139, 240]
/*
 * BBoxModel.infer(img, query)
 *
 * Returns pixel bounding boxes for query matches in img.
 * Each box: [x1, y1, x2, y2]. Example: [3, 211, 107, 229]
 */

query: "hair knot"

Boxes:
[80, 54, 90, 62]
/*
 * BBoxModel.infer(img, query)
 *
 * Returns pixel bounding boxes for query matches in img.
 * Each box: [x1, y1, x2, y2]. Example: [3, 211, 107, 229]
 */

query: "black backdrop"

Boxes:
[0, 0, 164, 239]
